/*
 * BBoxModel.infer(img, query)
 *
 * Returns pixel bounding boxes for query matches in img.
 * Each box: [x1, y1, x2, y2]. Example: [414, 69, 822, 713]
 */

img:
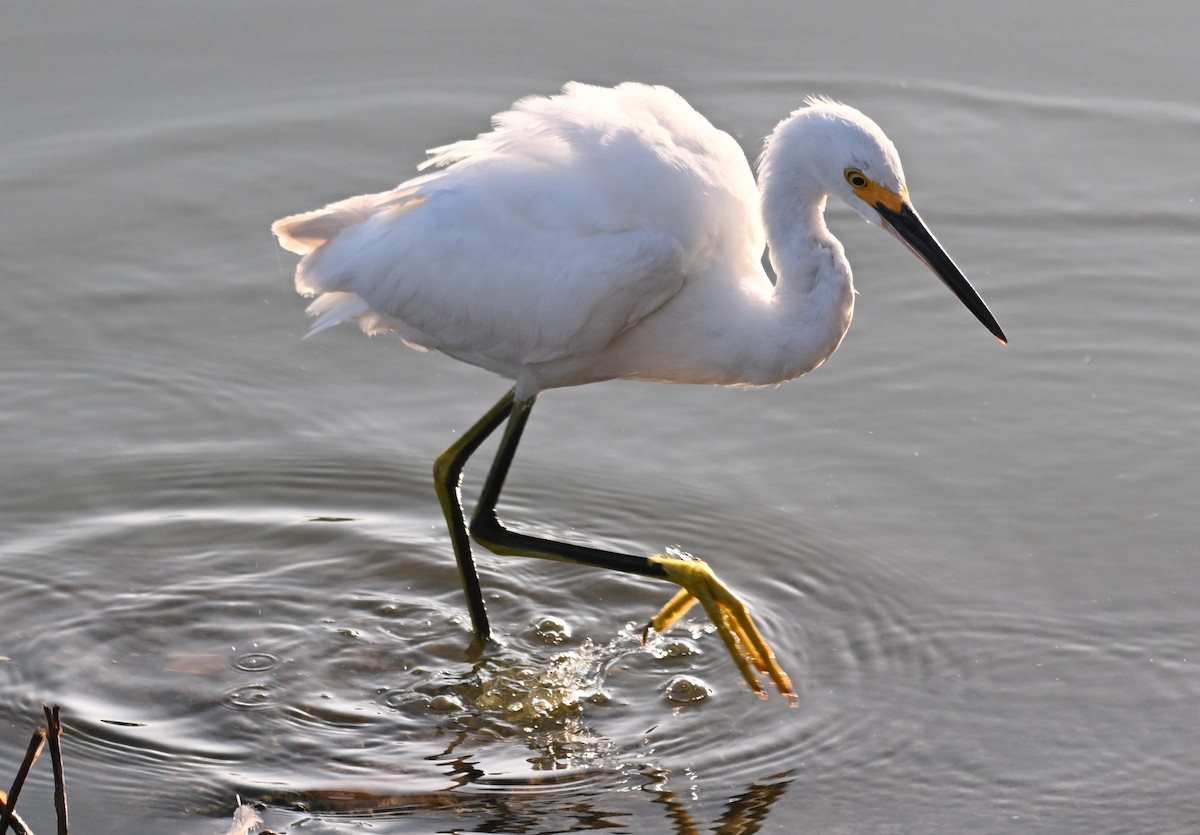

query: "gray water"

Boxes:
[3, 2, 1199, 832]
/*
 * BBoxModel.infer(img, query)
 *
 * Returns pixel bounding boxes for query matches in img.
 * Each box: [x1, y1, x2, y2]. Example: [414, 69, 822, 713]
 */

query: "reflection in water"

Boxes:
[0, 453, 815, 832]
[645, 768, 793, 835]
[4, 447, 1200, 832]
[260, 770, 794, 833]
[245, 622, 794, 831]
[260, 750, 793, 835]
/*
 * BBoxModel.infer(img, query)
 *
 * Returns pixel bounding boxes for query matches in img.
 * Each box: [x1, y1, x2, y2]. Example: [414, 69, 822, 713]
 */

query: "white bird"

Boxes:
[272, 82, 1005, 702]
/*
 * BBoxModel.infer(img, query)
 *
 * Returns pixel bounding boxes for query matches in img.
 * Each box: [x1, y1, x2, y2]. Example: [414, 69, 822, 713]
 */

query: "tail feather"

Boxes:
[271, 194, 382, 256]
[304, 292, 371, 338]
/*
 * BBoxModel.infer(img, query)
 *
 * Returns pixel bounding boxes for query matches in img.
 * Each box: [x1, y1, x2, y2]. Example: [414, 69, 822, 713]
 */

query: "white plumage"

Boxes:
[275, 82, 1005, 399]
[271, 82, 1004, 701]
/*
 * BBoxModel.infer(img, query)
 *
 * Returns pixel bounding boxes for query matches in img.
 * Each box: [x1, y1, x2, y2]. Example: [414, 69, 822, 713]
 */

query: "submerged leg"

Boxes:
[433, 388, 516, 641]
[466, 394, 797, 704]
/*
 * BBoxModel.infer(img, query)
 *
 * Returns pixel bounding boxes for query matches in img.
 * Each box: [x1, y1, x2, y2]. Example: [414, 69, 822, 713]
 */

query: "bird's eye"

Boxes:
[844, 168, 869, 189]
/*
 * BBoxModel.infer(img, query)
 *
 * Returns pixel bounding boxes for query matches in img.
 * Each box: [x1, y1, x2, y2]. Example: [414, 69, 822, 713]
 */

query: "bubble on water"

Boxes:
[532, 615, 573, 645]
[225, 682, 282, 711]
[233, 652, 279, 673]
[663, 675, 712, 704]
[658, 639, 701, 658]
[428, 694, 464, 713]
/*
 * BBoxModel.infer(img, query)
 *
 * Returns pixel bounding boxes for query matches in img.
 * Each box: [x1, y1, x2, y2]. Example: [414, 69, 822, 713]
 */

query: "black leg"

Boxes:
[433, 388, 516, 640]
[468, 394, 671, 581]
[436, 388, 795, 702]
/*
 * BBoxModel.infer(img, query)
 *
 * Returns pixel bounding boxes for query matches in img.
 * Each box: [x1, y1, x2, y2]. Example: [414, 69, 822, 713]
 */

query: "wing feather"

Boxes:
[274, 82, 761, 377]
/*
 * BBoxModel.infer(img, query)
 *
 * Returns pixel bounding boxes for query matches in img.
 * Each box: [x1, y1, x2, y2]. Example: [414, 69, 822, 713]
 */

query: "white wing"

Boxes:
[273, 83, 763, 376]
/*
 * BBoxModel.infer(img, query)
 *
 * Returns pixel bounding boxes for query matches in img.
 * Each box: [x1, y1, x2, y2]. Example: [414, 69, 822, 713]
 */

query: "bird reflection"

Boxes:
[253, 643, 794, 832]
[247, 616, 795, 831]
[257, 764, 794, 835]
[645, 767, 793, 835]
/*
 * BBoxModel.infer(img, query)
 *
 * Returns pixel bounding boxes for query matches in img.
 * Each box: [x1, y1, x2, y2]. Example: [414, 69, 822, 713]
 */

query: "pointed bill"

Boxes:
[874, 199, 1007, 344]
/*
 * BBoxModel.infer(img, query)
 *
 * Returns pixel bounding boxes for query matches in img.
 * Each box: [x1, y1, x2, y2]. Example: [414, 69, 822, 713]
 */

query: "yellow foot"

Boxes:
[644, 551, 797, 705]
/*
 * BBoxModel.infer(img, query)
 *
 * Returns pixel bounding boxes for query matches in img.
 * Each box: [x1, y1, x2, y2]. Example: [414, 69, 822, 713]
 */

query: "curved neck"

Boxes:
[562, 135, 856, 391]
[744, 165, 854, 385]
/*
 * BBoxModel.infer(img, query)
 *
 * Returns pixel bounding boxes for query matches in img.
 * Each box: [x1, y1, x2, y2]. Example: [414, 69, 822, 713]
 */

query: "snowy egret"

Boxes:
[273, 82, 1005, 702]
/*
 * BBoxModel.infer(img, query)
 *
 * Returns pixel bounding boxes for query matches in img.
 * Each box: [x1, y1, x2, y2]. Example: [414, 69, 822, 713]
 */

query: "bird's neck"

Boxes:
[572, 157, 855, 390]
[746, 172, 855, 384]
[760, 157, 832, 289]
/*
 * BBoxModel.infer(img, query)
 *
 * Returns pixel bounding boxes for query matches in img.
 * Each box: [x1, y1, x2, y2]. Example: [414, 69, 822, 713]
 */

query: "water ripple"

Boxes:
[2, 448, 1198, 832]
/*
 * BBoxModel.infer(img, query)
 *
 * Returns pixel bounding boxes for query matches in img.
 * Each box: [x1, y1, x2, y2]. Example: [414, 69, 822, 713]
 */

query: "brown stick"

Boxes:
[42, 704, 67, 835]
[0, 791, 33, 835]
[0, 729, 46, 835]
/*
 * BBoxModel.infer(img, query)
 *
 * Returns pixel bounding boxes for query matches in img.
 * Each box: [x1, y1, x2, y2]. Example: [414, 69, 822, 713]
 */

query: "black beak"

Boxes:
[875, 200, 1007, 344]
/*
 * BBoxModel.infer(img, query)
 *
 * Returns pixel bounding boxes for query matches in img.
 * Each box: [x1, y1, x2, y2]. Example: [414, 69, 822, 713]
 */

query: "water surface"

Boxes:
[2, 2, 1200, 832]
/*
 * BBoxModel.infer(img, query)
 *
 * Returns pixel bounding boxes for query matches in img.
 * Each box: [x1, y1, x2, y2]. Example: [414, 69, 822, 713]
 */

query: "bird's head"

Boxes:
[765, 98, 1006, 344]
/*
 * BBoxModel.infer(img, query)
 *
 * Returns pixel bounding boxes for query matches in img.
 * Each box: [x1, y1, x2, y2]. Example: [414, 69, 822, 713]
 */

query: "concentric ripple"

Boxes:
[2, 447, 1199, 832]
[0, 447, 908, 822]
